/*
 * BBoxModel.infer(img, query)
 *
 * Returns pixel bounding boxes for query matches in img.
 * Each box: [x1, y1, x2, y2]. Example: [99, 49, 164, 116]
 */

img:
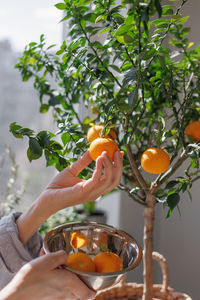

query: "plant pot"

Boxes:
[94, 252, 192, 300]
[76, 208, 107, 224]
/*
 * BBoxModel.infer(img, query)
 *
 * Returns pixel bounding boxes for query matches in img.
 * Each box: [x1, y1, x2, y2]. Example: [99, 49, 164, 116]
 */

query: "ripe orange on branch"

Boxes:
[87, 125, 117, 143]
[141, 147, 170, 174]
[184, 121, 200, 142]
[89, 137, 119, 162]
[65, 252, 96, 272]
[93, 251, 123, 273]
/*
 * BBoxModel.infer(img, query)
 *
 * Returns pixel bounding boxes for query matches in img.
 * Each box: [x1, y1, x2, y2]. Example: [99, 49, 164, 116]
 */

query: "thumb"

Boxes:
[31, 250, 68, 271]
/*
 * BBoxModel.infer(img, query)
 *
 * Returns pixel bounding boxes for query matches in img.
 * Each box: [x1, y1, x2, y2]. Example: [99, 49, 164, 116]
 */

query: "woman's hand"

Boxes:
[0, 251, 96, 300]
[45, 150, 124, 210]
[17, 150, 123, 244]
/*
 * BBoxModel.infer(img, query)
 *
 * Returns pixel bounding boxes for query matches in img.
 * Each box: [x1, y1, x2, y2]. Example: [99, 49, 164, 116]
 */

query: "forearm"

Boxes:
[0, 286, 19, 300]
[16, 194, 52, 245]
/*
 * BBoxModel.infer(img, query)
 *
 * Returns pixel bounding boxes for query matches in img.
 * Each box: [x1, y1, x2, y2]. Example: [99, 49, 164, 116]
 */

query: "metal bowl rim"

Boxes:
[43, 221, 142, 277]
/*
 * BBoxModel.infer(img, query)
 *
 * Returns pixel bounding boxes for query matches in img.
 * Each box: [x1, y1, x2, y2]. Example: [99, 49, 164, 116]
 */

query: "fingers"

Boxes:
[92, 154, 104, 181]
[83, 150, 123, 199]
[39, 247, 45, 256]
[82, 152, 110, 192]
[59, 270, 96, 300]
[31, 250, 67, 271]
[69, 151, 92, 176]
[111, 150, 124, 186]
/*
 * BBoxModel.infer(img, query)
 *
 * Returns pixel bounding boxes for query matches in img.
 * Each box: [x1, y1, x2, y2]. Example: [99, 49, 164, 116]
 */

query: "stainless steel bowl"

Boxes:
[43, 222, 142, 291]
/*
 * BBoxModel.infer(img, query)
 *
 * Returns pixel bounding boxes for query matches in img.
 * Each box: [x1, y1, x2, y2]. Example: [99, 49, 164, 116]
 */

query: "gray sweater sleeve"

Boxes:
[0, 212, 43, 290]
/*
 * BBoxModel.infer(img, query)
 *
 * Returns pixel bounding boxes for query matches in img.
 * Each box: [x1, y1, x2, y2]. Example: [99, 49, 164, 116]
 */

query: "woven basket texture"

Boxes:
[94, 252, 192, 300]
[94, 282, 192, 300]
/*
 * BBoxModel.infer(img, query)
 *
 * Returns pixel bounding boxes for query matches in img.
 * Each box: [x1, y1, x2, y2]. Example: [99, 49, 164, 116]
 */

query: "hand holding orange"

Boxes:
[87, 124, 119, 162]
[89, 137, 119, 162]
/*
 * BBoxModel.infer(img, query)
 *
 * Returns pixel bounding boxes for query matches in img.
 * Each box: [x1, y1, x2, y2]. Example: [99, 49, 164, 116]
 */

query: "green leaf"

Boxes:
[109, 64, 121, 73]
[166, 209, 172, 218]
[49, 141, 63, 151]
[40, 104, 49, 113]
[187, 42, 194, 49]
[99, 27, 111, 34]
[116, 34, 134, 44]
[115, 24, 132, 36]
[95, 15, 106, 23]
[37, 131, 50, 147]
[187, 190, 192, 202]
[19, 128, 34, 136]
[181, 27, 191, 36]
[61, 132, 71, 146]
[55, 3, 66, 10]
[141, 48, 157, 60]
[27, 147, 42, 162]
[167, 193, 180, 210]
[9, 122, 22, 132]
[29, 42, 37, 47]
[166, 180, 178, 189]
[80, 18, 86, 28]
[77, 0, 93, 7]
[29, 138, 43, 156]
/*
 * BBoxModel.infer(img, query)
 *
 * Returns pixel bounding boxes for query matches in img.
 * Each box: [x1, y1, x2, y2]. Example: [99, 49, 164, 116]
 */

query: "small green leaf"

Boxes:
[61, 132, 71, 146]
[77, 0, 93, 7]
[80, 18, 86, 28]
[187, 190, 192, 202]
[109, 64, 121, 73]
[37, 131, 50, 147]
[95, 15, 106, 23]
[27, 147, 42, 162]
[167, 193, 180, 210]
[187, 42, 194, 49]
[166, 208, 172, 218]
[40, 104, 49, 113]
[166, 180, 178, 189]
[9, 122, 22, 131]
[99, 27, 111, 34]
[115, 24, 132, 36]
[55, 3, 66, 10]
[29, 138, 43, 156]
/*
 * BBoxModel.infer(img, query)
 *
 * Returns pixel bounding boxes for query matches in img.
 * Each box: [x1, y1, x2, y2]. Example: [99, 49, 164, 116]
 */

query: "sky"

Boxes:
[0, 0, 63, 52]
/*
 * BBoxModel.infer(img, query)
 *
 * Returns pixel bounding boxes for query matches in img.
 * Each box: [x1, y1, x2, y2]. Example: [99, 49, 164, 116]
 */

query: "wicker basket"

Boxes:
[94, 252, 192, 300]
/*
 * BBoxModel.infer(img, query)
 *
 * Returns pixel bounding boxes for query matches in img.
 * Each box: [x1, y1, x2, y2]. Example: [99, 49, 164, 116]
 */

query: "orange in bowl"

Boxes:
[93, 251, 123, 273]
[65, 252, 96, 273]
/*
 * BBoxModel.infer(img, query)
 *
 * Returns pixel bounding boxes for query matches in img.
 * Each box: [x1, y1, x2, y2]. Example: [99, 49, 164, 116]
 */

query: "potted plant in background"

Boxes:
[10, 0, 199, 299]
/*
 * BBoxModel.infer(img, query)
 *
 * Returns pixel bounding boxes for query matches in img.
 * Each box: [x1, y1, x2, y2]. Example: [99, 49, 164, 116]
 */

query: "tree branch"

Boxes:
[126, 144, 149, 193]
[118, 184, 147, 206]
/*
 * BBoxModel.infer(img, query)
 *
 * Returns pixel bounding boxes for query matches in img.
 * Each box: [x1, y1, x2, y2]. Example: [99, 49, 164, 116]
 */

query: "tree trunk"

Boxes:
[142, 192, 156, 300]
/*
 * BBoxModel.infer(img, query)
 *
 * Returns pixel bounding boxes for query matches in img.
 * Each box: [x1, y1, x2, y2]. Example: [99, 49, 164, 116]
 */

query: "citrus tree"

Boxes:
[10, 0, 200, 299]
